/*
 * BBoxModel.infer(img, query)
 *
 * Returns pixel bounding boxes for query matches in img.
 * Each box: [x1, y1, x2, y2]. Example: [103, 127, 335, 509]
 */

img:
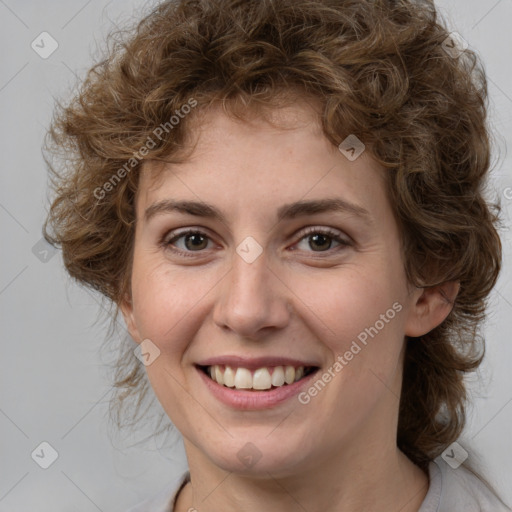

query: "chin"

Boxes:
[202, 437, 312, 477]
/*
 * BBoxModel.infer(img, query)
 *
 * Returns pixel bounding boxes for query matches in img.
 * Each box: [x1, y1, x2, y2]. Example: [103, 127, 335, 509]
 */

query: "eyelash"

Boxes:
[160, 226, 352, 258]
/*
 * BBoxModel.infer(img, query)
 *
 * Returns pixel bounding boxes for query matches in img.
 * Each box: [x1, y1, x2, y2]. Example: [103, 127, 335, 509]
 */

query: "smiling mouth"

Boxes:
[198, 364, 319, 391]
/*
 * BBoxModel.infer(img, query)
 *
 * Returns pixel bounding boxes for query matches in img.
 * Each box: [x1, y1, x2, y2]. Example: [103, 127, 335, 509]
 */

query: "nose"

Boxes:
[212, 247, 291, 339]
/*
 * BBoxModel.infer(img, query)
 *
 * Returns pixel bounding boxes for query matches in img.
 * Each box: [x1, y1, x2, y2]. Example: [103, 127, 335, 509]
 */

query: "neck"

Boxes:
[176, 443, 429, 512]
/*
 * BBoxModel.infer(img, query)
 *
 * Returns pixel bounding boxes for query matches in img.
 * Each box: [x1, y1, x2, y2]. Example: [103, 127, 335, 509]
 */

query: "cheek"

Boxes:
[129, 254, 229, 369]
[303, 266, 405, 339]
[296, 262, 408, 382]
[299, 271, 407, 429]
[129, 261, 211, 427]
[130, 260, 199, 353]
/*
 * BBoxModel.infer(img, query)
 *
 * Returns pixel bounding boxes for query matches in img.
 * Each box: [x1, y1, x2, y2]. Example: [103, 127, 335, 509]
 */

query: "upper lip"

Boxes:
[196, 355, 321, 370]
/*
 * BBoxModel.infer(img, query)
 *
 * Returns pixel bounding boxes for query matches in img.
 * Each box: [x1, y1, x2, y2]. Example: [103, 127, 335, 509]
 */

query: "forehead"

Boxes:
[135, 100, 388, 224]
[140, 99, 324, 182]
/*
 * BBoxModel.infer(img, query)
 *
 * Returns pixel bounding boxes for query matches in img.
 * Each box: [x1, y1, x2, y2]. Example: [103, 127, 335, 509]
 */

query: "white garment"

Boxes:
[126, 457, 511, 512]
[418, 458, 511, 512]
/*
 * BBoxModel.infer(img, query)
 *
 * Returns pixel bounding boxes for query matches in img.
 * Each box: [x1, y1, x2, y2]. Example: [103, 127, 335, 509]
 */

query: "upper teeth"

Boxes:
[208, 365, 306, 390]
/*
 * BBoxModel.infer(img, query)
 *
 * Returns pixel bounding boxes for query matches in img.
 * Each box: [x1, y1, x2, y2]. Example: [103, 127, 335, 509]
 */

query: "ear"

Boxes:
[119, 294, 142, 343]
[404, 281, 460, 337]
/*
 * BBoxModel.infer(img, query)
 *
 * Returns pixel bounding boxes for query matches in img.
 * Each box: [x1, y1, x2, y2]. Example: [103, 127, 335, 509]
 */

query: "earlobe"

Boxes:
[119, 295, 141, 342]
[404, 281, 460, 338]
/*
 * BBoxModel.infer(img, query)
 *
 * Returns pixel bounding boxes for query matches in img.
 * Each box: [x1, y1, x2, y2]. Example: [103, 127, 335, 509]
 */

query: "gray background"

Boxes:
[1, 0, 511, 510]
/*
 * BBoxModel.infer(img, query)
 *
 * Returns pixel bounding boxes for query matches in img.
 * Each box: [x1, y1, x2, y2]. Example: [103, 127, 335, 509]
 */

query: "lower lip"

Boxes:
[197, 367, 319, 410]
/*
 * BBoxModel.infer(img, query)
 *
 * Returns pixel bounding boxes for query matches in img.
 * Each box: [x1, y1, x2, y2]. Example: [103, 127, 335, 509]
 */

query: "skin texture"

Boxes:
[121, 100, 459, 512]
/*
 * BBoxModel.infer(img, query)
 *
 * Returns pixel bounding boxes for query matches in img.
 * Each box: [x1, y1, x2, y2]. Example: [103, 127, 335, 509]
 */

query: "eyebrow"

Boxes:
[144, 198, 372, 225]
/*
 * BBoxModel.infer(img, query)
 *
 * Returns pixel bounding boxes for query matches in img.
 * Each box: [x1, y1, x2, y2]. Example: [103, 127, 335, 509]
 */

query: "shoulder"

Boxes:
[125, 470, 190, 512]
[419, 457, 511, 512]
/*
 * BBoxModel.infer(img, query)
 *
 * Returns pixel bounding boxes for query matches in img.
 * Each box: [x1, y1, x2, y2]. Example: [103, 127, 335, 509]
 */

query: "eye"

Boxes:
[293, 227, 351, 253]
[162, 229, 214, 256]
[161, 226, 352, 257]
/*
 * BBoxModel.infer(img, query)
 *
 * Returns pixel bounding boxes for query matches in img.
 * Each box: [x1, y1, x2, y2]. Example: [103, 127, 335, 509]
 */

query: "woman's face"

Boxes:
[122, 100, 430, 476]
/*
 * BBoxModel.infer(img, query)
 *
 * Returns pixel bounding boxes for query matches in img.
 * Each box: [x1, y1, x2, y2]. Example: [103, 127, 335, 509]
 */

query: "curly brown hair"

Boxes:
[43, 0, 502, 474]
